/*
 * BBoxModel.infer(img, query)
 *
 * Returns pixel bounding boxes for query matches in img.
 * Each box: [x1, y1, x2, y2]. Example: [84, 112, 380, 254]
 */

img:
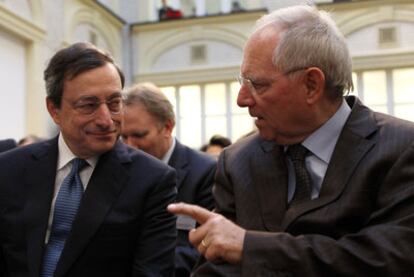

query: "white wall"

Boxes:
[2, 0, 32, 21]
[0, 28, 26, 140]
[152, 40, 243, 72]
[73, 24, 110, 52]
[347, 22, 414, 56]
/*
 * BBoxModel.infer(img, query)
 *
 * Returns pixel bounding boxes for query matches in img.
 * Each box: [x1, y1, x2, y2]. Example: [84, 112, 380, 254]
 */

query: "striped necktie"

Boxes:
[287, 144, 312, 207]
[41, 158, 87, 277]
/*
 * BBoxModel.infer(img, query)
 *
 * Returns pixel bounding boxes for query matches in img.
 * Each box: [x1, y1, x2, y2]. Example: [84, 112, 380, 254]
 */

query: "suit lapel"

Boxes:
[24, 138, 58, 277]
[168, 140, 189, 190]
[252, 140, 287, 232]
[54, 142, 130, 277]
[282, 97, 377, 230]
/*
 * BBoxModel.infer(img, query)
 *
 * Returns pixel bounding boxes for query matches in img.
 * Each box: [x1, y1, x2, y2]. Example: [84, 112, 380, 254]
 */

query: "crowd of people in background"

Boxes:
[158, 0, 245, 21]
[0, 134, 44, 153]
[158, 0, 183, 20]
[1, 132, 232, 158]
[200, 134, 232, 159]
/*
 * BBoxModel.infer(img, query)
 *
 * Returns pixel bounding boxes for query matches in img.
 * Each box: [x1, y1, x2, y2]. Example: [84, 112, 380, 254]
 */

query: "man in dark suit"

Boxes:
[121, 83, 216, 277]
[0, 42, 177, 277]
[0, 139, 16, 152]
[168, 5, 414, 276]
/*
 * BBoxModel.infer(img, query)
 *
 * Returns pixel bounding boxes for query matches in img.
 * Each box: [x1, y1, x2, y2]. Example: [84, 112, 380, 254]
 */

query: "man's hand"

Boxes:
[168, 203, 246, 264]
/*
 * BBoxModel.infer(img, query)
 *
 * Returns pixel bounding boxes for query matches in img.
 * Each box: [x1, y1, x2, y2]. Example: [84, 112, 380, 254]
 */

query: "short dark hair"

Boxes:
[209, 135, 231, 148]
[44, 42, 125, 107]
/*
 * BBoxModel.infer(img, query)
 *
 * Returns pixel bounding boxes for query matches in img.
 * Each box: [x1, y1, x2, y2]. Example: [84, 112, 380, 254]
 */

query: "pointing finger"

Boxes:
[167, 202, 214, 225]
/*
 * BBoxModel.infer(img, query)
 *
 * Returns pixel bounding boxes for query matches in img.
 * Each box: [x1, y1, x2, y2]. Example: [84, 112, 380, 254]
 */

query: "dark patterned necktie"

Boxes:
[41, 158, 87, 277]
[287, 144, 312, 206]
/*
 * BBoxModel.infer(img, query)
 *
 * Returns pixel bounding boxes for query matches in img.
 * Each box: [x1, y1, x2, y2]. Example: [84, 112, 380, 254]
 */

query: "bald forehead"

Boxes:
[244, 27, 281, 63]
[248, 25, 281, 46]
[240, 24, 288, 78]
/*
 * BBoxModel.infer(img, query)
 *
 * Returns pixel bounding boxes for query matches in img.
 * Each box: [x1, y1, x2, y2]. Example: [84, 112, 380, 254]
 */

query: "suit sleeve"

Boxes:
[175, 157, 216, 275]
[195, 161, 216, 211]
[192, 150, 242, 276]
[132, 167, 177, 277]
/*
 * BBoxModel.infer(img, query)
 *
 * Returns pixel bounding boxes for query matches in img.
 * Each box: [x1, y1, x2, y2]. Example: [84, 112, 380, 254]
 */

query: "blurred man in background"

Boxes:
[18, 134, 44, 146]
[200, 135, 231, 159]
[122, 82, 216, 276]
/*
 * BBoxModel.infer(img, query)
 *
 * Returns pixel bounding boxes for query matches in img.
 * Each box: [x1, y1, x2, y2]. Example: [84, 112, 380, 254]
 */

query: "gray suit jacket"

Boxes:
[194, 96, 414, 276]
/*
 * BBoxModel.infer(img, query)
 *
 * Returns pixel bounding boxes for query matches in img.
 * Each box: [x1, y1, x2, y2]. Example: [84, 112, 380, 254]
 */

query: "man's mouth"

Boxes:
[87, 130, 117, 136]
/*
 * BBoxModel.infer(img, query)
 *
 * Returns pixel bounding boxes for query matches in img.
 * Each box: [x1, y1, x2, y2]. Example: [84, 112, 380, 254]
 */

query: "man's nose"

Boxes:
[237, 84, 255, 108]
[94, 103, 114, 127]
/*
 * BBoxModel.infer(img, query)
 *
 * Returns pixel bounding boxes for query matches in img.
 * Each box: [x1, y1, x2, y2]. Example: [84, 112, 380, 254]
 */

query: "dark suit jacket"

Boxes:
[0, 139, 16, 153]
[168, 140, 216, 277]
[0, 137, 177, 277]
[194, 96, 414, 276]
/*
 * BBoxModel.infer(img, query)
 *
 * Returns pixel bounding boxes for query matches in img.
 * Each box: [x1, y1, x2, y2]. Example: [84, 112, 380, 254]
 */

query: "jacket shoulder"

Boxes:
[223, 132, 263, 160]
[186, 146, 216, 167]
[116, 141, 174, 173]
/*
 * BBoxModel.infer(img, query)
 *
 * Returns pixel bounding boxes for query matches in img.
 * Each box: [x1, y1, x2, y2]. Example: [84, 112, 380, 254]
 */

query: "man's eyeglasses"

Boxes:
[237, 67, 308, 96]
[63, 94, 123, 115]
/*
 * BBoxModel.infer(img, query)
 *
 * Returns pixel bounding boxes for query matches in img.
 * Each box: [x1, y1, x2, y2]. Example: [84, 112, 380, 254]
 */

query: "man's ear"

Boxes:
[46, 97, 61, 125]
[163, 119, 175, 137]
[303, 67, 325, 104]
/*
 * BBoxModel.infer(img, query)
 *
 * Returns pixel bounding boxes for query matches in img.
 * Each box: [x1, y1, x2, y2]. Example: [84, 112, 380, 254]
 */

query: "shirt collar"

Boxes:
[302, 99, 351, 163]
[57, 133, 99, 170]
[161, 137, 175, 164]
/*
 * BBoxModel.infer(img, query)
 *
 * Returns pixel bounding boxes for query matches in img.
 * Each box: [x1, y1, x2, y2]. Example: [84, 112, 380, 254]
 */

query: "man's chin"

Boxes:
[89, 138, 117, 153]
[256, 127, 276, 141]
[258, 133, 275, 142]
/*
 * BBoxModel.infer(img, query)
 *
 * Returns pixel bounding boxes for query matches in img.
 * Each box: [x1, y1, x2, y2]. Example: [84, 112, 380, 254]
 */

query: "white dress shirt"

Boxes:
[286, 99, 351, 202]
[161, 137, 176, 164]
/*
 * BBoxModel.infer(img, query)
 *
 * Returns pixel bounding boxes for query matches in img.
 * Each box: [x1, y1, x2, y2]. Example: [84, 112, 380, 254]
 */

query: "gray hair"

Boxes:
[254, 5, 353, 99]
[124, 82, 175, 127]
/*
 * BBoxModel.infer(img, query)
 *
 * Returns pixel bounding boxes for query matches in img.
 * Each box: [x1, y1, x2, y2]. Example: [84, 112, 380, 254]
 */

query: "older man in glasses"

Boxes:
[169, 5, 414, 276]
[0, 42, 177, 277]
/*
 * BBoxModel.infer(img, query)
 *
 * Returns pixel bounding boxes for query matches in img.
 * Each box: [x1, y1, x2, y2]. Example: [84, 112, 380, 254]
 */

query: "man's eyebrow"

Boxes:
[108, 92, 123, 99]
[134, 130, 149, 136]
[76, 92, 122, 101]
[76, 95, 99, 101]
[113, 91, 123, 96]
